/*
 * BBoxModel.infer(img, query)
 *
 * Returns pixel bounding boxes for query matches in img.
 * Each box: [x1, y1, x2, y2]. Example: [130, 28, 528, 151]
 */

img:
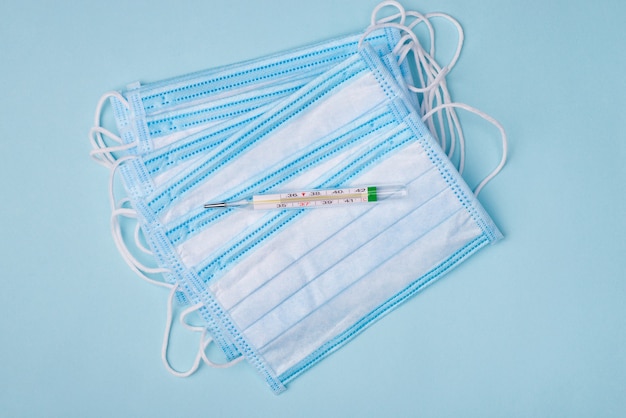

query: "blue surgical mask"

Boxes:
[91, 28, 409, 161]
[90, 27, 420, 362]
[92, 28, 416, 201]
[119, 46, 503, 393]
[90, 0, 507, 393]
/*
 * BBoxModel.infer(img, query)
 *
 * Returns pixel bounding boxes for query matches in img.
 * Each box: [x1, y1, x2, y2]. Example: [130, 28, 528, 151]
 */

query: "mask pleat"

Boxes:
[89, 2, 507, 392]
[138, 32, 392, 114]
[262, 211, 484, 377]
[165, 107, 396, 247]
[189, 125, 414, 282]
[216, 164, 440, 315]
[145, 81, 304, 139]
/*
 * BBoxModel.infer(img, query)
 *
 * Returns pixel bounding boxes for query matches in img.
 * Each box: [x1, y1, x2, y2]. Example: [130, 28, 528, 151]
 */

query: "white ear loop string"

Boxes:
[388, 26, 459, 160]
[180, 305, 244, 368]
[134, 222, 153, 255]
[400, 18, 461, 159]
[371, 2, 464, 72]
[363, 1, 506, 192]
[92, 91, 243, 375]
[111, 206, 168, 274]
[115, 198, 153, 256]
[90, 92, 136, 168]
[108, 158, 172, 288]
[370, 0, 407, 26]
[422, 102, 508, 196]
[360, 20, 461, 162]
[91, 96, 169, 286]
[162, 287, 243, 376]
[89, 127, 135, 168]
[422, 12, 464, 72]
[110, 205, 173, 288]
[108, 155, 137, 211]
[201, 332, 244, 369]
[401, 11, 464, 156]
[162, 286, 204, 377]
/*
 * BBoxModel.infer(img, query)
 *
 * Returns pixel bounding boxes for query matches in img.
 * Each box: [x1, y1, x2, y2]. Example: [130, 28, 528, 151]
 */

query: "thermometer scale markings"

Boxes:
[253, 187, 377, 209]
[202, 185, 406, 210]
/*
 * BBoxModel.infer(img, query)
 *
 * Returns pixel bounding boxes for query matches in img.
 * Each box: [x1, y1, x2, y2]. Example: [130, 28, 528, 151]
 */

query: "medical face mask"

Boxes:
[90, 27, 419, 362]
[91, 28, 419, 211]
[90, 28, 412, 170]
[118, 42, 505, 393]
[90, 0, 508, 393]
[120, 48, 422, 363]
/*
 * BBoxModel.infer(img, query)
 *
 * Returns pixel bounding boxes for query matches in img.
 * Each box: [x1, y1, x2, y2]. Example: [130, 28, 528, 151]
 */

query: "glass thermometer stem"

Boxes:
[204, 185, 407, 210]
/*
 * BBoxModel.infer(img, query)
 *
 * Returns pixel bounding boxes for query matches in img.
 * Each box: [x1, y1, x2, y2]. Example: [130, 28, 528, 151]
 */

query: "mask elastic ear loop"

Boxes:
[370, 0, 407, 26]
[423, 78, 464, 167]
[179, 305, 244, 368]
[89, 127, 136, 168]
[94, 91, 128, 127]
[111, 208, 166, 275]
[201, 331, 244, 369]
[134, 222, 153, 255]
[362, 21, 456, 162]
[401, 11, 464, 74]
[179, 303, 206, 332]
[111, 206, 172, 281]
[161, 285, 204, 377]
[405, 11, 435, 54]
[361, 21, 445, 97]
[91, 92, 133, 168]
[383, 8, 436, 93]
[108, 155, 137, 211]
[422, 102, 508, 196]
[117, 200, 153, 256]
[108, 158, 171, 288]
[423, 12, 464, 73]
[364, 19, 455, 157]
[379, 10, 464, 166]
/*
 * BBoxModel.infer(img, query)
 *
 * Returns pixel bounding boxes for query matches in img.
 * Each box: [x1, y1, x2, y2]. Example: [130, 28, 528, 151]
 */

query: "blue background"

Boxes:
[1, 0, 625, 416]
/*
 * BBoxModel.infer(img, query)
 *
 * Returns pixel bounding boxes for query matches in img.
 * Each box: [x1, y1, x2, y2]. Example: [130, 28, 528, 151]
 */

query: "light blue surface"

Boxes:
[1, 0, 624, 416]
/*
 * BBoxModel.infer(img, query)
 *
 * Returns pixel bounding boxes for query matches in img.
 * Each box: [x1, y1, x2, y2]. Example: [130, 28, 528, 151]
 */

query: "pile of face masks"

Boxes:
[89, 1, 507, 394]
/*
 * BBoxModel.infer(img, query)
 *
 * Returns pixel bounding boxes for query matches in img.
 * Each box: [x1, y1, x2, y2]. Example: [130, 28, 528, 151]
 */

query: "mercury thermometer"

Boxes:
[203, 185, 407, 210]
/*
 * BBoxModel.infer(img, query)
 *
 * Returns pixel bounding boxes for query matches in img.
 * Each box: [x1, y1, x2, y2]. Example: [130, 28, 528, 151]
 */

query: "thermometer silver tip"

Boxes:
[203, 202, 228, 209]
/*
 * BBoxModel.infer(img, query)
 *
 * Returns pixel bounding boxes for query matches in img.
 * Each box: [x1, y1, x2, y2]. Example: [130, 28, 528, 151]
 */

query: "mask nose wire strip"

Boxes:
[422, 102, 508, 196]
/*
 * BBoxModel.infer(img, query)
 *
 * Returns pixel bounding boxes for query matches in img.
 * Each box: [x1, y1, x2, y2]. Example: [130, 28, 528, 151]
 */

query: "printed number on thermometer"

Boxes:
[252, 187, 377, 210]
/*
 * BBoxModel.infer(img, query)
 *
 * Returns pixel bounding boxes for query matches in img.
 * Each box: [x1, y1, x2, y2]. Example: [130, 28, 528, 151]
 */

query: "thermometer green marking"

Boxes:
[203, 185, 407, 210]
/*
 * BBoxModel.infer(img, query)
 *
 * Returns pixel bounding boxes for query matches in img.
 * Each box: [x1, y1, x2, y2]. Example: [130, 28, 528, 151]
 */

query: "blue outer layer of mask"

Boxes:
[115, 43, 502, 393]
[106, 28, 419, 361]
